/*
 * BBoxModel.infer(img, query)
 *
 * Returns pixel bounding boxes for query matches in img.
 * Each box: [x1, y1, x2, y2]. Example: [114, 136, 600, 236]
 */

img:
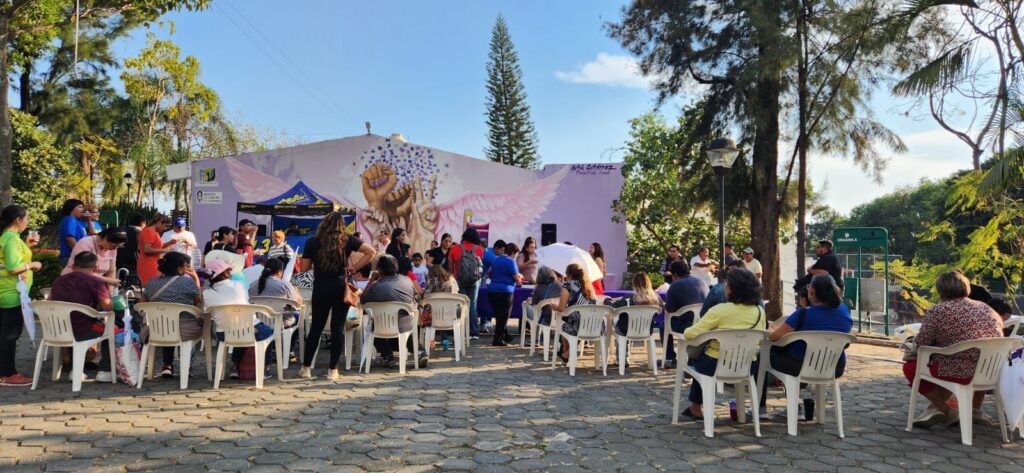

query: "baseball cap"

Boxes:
[743, 247, 754, 254]
[175, 217, 187, 228]
[205, 259, 232, 278]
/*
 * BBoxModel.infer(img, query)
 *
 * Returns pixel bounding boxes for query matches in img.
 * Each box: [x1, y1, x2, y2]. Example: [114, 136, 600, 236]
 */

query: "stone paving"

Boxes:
[2, 330, 1024, 472]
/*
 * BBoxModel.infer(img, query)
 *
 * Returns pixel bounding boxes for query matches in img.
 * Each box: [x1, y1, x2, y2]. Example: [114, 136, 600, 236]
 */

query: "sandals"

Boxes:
[681, 407, 703, 420]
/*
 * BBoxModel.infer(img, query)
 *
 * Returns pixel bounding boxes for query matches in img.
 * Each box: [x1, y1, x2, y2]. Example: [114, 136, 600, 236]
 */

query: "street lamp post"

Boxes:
[124, 172, 133, 205]
[706, 138, 740, 281]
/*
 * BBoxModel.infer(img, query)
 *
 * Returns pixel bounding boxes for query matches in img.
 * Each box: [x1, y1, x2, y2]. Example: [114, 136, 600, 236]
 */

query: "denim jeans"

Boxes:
[459, 280, 481, 336]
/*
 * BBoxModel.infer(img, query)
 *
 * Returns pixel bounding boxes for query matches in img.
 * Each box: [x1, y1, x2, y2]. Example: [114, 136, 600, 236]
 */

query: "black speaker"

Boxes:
[541, 223, 557, 246]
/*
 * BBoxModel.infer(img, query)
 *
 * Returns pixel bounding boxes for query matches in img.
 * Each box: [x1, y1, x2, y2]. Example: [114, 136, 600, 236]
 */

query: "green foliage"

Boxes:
[876, 259, 936, 316]
[483, 14, 539, 170]
[845, 178, 957, 262]
[10, 109, 73, 227]
[29, 250, 62, 299]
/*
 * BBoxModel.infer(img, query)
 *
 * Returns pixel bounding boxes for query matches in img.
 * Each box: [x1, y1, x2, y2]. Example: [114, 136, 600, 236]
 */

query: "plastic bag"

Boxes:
[1000, 348, 1024, 434]
[115, 305, 141, 385]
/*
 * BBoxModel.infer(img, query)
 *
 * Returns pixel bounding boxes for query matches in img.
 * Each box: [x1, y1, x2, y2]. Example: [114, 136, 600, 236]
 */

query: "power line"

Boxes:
[214, 2, 360, 131]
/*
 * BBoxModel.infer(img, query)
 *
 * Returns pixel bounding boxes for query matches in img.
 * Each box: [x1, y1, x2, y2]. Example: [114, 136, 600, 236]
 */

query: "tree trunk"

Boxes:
[0, 17, 14, 206]
[18, 62, 30, 114]
[795, 1, 809, 278]
[750, 76, 784, 321]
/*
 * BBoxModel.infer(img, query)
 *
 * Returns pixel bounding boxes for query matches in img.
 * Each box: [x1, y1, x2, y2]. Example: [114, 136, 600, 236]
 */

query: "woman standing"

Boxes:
[298, 212, 375, 381]
[138, 215, 175, 286]
[385, 228, 408, 260]
[488, 242, 524, 346]
[556, 263, 597, 362]
[61, 227, 128, 286]
[0, 205, 41, 386]
[589, 242, 606, 294]
[516, 237, 539, 284]
[57, 199, 89, 267]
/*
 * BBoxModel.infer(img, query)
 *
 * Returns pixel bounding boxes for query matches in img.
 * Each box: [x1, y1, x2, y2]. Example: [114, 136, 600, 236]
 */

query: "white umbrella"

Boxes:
[205, 250, 245, 274]
[534, 243, 603, 280]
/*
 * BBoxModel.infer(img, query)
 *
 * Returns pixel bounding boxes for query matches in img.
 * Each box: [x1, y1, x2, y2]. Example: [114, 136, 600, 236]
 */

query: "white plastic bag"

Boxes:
[115, 305, 141, 385]
[1000, 348, 1024, 434]
[16, 277, 35, 345]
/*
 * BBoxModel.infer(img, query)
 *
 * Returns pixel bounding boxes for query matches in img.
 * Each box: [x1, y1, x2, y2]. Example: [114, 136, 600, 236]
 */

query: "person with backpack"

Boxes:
[447, 228, 484, 339]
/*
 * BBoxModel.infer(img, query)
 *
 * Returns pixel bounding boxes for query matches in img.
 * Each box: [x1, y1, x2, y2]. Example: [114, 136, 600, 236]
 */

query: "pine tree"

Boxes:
[484, 14, 539, 169]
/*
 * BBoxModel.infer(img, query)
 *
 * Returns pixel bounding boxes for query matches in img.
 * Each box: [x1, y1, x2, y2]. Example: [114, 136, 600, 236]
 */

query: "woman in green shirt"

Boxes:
[680, 268, 765, 419]
[0, 205, 41, 386]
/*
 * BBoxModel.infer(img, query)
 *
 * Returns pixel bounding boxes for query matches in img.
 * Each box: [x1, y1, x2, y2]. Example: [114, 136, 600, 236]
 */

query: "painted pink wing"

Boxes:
[434, 166, 569, 241]
[224, 158, 293, 203]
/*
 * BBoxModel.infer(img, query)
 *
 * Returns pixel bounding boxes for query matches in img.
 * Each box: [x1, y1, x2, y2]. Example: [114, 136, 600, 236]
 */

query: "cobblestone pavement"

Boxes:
[2, 329, 1023, 472]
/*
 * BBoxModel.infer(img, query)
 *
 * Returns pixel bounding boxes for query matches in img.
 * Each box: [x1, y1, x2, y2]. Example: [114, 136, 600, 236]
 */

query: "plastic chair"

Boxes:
[611, 305, 661, 376]
[663, 304, 703, 367]
[522, 298, 559, 356]
[134, 302, 209, 390]
[553, 305, 611, 376]
[29, 301, 116, 393]
[209, 304, 279, 389]
[424, 293, 469, 357]
[673, 329, 765, 438]
[906, 337, 1022, 445]
[1005, 316, 1023, 336]
[249, 296, 302, 369]
[420, 297, 465, 362]
[757, 331, 856, 437]
[362, 302, 419, 374]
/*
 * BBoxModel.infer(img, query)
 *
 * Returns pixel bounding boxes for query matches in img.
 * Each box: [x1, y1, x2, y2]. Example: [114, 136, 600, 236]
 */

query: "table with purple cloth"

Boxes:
[477, 286, 667, 329]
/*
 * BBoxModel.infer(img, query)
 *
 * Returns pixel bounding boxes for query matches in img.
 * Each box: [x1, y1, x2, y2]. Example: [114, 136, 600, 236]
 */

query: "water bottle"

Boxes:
[442, 339, 450, 352]
[729, 400, 737, 421]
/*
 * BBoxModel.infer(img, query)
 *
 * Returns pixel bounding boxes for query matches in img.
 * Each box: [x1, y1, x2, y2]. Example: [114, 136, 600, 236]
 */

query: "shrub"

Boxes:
[30, 250, 62, 299]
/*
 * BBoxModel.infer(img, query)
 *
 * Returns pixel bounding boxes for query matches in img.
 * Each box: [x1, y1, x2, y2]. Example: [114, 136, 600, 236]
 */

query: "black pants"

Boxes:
[0, 306, 24, 377]
[661, 310, 696, 361]
[760, 346, 846, 404]
[373, 313, 415, 357]
[74, 323, 112, 369]
[304, 277, 350, 370]
[488, 291, 513, 344]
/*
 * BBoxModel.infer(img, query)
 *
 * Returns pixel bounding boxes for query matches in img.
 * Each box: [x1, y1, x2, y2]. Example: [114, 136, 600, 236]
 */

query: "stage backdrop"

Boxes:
[191, 134, 626, 285]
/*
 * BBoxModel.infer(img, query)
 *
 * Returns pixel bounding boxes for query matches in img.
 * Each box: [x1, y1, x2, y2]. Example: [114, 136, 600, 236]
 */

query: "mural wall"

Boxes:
[191, 134, 627, 284]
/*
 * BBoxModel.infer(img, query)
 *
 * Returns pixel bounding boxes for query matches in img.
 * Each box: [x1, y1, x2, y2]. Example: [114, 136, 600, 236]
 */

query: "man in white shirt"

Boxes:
[689, 247, 718, 286]
[163, 217, 198, 258]
[374, 230, 391, 255]
[743, 247, 763, 281]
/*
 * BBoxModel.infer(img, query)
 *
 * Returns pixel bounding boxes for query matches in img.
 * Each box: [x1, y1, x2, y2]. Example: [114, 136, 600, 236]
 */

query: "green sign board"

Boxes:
[833, 227, 888, 249]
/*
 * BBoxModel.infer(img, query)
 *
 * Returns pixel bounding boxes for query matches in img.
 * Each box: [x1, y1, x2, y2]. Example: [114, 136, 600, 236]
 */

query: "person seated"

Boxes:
[360, 255, 426, 368]
[250, 257, 303, 329]
[397, 255, 424, 298]
[700, 260, 745, 316]
[556, 263, 598, 363]
[264, 230, 295, 263]
[662, 260, 710, 368]
[905, 271, 1003, 428]
[608, 272, 663, 336]
[411, 253, 429, 286]
[419, 263, 459, 329]
[679, 269, 765, 420]
[527, 267, 561, 327]
[141, 252, 203, 379]
[986, 298, 1016, 336]
[762, 275, 852, 405]
[49, 252, 114, 383]
[204, 259, 273, 379]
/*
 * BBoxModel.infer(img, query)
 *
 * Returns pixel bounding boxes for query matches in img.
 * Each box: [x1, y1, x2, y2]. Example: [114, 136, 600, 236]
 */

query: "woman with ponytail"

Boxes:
[0, 205, 41, 386]
[249, 257, 303, 329]
[61, 227, 129, 287]
[767, 274, 852, 378]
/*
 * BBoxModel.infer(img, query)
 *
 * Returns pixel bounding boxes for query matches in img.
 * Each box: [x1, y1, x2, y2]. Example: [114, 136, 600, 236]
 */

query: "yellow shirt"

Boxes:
[683, 302, 765, 358]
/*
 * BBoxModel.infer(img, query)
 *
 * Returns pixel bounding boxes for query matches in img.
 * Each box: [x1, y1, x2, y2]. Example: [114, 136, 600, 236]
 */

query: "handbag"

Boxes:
[344, 281, 360, 307]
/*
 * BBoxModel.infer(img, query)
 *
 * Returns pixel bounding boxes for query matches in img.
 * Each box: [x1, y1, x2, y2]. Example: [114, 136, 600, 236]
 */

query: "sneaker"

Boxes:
[297, 366, 312, 379]
[972, 408, 995, 426]
[470, 335, 480, 340]
[326, 369, 340, 381]
[417, 353, 429, 368]
[160, 365, 174, 379]
[0, 373, 32, 386]
[912, 406, 946, 428]
[94, 371, 114, 383]
[229, 367, 240, 379]
[774, 405, 804, 420]
[745, 406, 770, 421]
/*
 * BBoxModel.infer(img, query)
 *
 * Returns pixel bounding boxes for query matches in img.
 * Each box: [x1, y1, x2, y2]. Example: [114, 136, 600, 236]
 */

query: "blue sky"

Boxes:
[111, 0, 974, 213]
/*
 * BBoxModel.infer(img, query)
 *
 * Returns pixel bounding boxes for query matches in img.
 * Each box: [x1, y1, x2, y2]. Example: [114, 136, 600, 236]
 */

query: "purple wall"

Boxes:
[191, 134, 626, 285]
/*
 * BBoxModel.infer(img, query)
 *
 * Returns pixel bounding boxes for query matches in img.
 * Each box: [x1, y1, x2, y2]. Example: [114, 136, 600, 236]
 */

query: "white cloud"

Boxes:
[554, 53, 658, 89]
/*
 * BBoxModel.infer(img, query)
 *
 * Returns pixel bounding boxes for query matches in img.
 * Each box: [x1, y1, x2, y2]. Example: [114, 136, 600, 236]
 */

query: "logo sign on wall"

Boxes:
[196, 167, 218, 187]
[195, 190, 222, 204]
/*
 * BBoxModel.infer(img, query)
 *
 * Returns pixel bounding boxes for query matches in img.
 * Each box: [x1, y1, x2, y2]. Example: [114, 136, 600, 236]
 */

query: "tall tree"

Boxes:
[610, 1, 795, 319]
[483, 14, 539, 169]
[0, 0, 210, 206]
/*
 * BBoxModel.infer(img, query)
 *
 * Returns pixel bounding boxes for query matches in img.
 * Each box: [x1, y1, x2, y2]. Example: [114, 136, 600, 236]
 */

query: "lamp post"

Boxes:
[706, 138, 740, 280]
[123, 172, 133, 205]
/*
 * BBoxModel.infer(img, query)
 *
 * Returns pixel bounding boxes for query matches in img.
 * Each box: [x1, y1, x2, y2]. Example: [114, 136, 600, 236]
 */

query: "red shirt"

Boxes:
[50, 271, 110, 337]
[137, 227, 163, 285]
[447, 241, 483, 280]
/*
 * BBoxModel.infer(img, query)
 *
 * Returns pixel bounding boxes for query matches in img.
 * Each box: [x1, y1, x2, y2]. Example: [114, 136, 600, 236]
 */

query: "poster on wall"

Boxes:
[467, 221, 489, 248]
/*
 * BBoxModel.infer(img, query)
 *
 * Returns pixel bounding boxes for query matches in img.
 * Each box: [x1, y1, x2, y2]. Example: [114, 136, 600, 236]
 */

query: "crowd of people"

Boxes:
[0, 199, 1019, 444]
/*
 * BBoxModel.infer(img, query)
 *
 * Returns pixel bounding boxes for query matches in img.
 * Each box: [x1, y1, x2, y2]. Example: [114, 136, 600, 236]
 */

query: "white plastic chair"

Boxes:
[673, 329, 765, 438]
[420, 297, 465, 362]
[522, 298, 559, 356]
[424, 293, 469, 357]
[362, 302, 419, 374]
[209, 304, 279, 389]
[611, 305, 661, 376]
[296, 287, 312, 361]
[553, 305, 611, 376]
[134, 303, 210, 390]
[664, 304, 703, 366]
[757, 331, 856, 437]
[29, 301, 116, 393]
[249, 296, 302, 370]
[1005, 316, 1023, 336]
[906, 337, 1022, 445]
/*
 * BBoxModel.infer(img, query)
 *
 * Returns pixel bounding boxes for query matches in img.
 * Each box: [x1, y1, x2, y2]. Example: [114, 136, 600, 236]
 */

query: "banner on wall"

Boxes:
[255, 214, 355, 257]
